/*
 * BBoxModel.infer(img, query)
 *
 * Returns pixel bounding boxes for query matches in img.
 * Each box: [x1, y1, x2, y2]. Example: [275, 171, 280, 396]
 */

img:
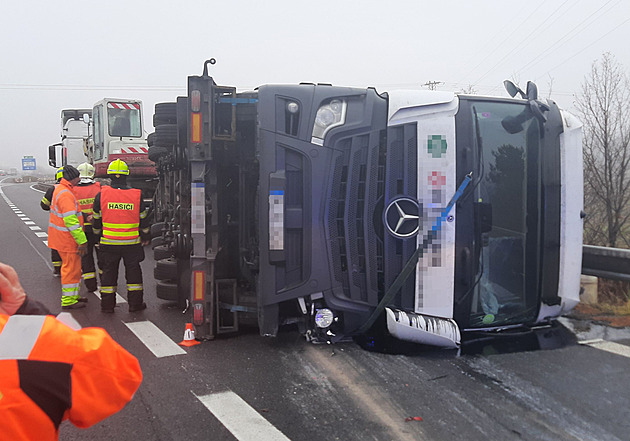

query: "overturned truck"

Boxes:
[149, 60, 584, 347]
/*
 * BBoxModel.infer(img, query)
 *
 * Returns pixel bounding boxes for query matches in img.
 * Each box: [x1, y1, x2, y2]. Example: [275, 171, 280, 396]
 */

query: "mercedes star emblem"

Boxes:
[384, 197, 421, 238]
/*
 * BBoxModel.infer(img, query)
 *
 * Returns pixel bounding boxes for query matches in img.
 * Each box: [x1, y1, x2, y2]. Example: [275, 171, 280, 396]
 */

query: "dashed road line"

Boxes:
[0, 185, 49, 243]
[194, 390, 291, 441]
[579, 339, 630, 359]
[124, 320, 186, 358]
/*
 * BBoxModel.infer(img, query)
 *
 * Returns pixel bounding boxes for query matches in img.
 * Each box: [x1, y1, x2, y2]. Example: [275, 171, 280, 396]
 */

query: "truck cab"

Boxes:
[48, 109, 91, 169]
[89, 99, 156, 190]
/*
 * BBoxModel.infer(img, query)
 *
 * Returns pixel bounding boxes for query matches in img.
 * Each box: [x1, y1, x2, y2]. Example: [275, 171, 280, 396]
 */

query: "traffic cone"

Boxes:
[179, 323, 201, 347]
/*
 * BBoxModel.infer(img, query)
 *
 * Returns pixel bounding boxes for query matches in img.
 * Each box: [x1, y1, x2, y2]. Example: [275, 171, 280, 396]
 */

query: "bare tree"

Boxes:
[576, 53, 630, 248]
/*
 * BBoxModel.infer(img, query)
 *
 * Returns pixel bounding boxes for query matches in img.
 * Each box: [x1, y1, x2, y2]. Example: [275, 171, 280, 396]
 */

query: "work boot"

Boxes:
[77, 296, 89, 303]
[101, 307, 115, 314]
[62, 302, 86, 310]
[53, 267, 61, 277]
[129, 302, 147, 312]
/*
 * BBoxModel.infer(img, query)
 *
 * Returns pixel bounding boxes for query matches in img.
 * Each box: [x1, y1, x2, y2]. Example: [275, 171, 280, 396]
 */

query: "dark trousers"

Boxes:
[99, 244, 145, 310]
[51, 249, 61, 274]
[81, 227, 101, 292]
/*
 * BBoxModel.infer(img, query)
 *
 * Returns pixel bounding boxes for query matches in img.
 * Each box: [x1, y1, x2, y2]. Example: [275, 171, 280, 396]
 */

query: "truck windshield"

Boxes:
[467, 100, 541, 328]
[107, 103, 142, 137]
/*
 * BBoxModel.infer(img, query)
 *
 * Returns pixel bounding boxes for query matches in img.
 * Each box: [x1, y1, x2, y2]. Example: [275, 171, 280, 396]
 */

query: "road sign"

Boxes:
[22, 158, 36, 170]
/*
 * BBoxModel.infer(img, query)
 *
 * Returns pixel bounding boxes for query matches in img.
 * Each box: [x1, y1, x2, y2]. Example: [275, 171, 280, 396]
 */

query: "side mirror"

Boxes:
[503, 80, 526, 99]
[526, 81, 538, 101]
[82, 113, 90, 124]
[48, 144, 58, 167]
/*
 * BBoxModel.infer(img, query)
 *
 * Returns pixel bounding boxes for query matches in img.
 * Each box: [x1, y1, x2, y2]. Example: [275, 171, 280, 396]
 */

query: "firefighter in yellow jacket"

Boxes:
[0, 261, 142, 441]
[48, 165, 88, 310]
[92, 159, 150, 313]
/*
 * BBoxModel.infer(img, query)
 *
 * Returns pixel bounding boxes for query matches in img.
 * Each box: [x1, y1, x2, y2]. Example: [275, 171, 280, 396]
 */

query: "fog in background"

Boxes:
[1, 0, 628, 172]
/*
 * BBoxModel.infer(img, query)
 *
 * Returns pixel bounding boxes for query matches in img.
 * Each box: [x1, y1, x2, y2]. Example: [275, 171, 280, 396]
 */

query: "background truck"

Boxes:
[48, 109, 92, 169]
[149, 60, 584, 347]
[48, 101, 157, 194]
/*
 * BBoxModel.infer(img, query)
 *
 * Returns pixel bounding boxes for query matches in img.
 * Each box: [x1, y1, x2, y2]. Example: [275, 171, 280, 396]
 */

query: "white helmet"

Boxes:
[77, 162, 95, 179]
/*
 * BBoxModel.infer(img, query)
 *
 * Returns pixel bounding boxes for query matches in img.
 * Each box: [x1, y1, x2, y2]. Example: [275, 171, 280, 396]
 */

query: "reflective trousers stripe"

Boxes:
[62, 294, 81, 306]
[0, 315, 46, 360]
[83, 272, 97, 280]
[100, 286, 117, 294]
[127, 284, 143, 291]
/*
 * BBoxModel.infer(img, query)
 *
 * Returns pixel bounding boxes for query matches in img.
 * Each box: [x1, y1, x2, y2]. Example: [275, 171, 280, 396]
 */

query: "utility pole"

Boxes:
[423, 81, 443, 90]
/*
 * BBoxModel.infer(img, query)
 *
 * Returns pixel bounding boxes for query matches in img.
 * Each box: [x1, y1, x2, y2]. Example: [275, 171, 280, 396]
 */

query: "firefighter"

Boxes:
[48, 165, 88, 310]
[0, 261, 143, 441]
[92, 159, 150, 313]
[72, 162, 102, 293]
[40, 167, 64, 276]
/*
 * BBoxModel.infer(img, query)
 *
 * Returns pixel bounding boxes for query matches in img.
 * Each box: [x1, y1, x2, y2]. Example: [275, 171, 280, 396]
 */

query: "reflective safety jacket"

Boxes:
[48, 179, 87, 252]
[0, 313, 143, 441]
[72, 181, 101, 226]
[95, 186, 142, 245]
[40, 185, 56, 211]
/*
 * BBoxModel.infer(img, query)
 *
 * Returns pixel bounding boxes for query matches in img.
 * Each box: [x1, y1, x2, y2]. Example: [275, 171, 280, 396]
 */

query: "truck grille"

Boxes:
[328, 131, 385, 305]
[383, 123, 418, 311]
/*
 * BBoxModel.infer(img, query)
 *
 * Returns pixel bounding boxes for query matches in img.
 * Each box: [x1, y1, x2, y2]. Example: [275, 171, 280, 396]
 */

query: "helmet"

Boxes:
[55, 167, 63, 182]
[107, 159, 129, 175]
[77, 162, 95, 179]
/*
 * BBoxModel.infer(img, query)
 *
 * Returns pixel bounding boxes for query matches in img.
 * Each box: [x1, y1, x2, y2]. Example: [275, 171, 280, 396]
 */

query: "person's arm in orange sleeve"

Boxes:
[60, 324, 143, 427]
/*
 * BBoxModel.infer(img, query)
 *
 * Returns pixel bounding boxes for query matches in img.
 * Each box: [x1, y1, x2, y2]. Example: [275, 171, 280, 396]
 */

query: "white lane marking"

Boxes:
[195, 391, 291, 441]
[124, 321, 186, 358]
[24, 221, 35, 225]
[35, 232, 48, 238]
[91, 291, 128, 304]
[579, 339, 630, 359]
[29, 226, 42, 231]
[30, 184, 46, 194]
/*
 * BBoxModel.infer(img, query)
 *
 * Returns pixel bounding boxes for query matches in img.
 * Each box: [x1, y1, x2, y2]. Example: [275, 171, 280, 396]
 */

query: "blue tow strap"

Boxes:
[356, 172, 473, 334]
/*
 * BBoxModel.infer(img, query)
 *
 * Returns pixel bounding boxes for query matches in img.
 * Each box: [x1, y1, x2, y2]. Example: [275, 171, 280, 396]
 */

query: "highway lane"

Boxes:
[2, 180, 630, 441]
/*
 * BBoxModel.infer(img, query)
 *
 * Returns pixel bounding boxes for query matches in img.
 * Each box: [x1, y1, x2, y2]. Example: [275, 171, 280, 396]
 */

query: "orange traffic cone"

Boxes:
[179, 323, 201, 347]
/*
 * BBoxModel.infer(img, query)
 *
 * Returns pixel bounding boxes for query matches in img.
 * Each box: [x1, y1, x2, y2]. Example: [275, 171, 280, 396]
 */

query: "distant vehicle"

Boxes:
[0, 170, 6, 176]
[8, 168, 17, 175]
[85, 99, 156, 194]
[48, 109, 92, 169]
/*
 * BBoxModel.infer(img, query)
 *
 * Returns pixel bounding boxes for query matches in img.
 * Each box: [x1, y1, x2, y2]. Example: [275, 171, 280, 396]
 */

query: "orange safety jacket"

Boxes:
[72, 181, 101, 226]
[48, 179, 87, 252]
[0, 313, 142, 441]
[98, 186, 142, 245]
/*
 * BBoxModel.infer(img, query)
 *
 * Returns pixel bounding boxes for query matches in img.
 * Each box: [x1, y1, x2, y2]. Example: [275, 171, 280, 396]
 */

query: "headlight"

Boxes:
[314, 308, 335, 328]
[311, 99, 347, 145]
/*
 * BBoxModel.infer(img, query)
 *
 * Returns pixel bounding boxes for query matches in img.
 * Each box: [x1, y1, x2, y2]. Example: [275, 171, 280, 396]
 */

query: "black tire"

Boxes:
[151, 236, 165, 249]
[153, 244, 173, 261]
[154, 124, 178, 146]
[154, 258, 179, 280]
[153, 102, 177, 126]
[156, 280, 178, 301]
[148, 145, 169, 162]
[147, 132, 156, 147]
[151, 222, 166, 238]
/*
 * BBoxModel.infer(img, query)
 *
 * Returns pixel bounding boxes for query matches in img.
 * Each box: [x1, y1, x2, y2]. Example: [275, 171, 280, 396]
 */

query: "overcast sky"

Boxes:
[1, 0, 628, 172]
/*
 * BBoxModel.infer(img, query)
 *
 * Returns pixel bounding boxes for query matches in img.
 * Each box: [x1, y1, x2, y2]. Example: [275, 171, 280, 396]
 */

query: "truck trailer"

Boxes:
[149, 60, 584, 347]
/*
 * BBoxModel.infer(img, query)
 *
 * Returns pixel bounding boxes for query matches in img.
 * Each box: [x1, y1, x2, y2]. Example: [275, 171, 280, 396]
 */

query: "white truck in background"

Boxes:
[48, 109, 92, 169]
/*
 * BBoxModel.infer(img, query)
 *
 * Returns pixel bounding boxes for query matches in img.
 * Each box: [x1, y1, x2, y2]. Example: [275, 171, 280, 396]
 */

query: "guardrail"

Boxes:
[582, 245, 630, 282]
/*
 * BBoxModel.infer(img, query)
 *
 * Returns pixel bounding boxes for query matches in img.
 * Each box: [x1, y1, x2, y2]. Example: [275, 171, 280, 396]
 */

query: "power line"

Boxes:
[472, 0, 573, 87]
[0, 84, 185, 91]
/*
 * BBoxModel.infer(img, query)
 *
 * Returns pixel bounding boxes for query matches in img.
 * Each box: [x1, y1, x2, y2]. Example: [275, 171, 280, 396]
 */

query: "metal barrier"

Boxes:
[582, 245, 630, 282]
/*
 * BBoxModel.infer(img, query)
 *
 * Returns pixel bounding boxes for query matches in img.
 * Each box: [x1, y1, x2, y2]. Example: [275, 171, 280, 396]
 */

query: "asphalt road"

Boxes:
[1, 178, 630, 441]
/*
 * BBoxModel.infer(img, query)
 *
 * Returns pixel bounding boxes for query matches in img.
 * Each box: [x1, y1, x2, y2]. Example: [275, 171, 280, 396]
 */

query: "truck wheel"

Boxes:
[150, 222, 166, 238]
[153, 102, 177, 126]
[147, 132, 156, 147]
[154, 258, 179, 280]
[156, 280, 178, 301]
[154, 124, 178, 146]
[151, 236, 165, 249]
[153, 244, 173, 261]
[148, 145, 169, 162]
